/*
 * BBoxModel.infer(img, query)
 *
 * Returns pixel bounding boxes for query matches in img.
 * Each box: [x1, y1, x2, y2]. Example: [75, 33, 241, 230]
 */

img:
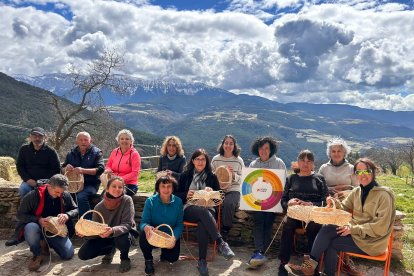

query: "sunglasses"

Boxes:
[354, 169, 372, 175]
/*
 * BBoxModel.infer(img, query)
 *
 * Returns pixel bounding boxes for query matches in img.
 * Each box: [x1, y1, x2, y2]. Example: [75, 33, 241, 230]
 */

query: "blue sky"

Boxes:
[1, 0, 414, 111]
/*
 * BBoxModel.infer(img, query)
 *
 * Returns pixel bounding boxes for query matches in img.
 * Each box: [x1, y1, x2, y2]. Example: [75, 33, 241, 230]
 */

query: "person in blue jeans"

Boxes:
[16, 174, 78, 271]
[62, 131, 105, 219]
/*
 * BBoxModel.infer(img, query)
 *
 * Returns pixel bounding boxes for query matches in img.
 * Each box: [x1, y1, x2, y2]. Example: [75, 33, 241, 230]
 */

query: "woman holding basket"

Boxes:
[139, 175, 183, 275]
[175, 148, 235, 276]
[78, 176, 137, 273]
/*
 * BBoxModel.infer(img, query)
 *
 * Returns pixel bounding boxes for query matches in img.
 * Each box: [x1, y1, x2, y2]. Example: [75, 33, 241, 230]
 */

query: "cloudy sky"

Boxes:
[1, 0, 414, 111]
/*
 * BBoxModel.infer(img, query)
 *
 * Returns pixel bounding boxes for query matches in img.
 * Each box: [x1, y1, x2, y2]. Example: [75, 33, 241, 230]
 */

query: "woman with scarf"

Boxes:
[105, 129, 141, 196]
[78, 176, 137, 273]
[175, 148, 235, 276]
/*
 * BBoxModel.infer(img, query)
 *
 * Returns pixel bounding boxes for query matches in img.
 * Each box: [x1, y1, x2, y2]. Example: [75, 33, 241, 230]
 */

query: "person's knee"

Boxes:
[60, 247, 74, 260]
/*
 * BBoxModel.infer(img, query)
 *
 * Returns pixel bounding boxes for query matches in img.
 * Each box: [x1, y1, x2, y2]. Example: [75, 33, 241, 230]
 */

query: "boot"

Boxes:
[342, 256, 365, 276]
[144, 259, 155, 275]
[28, 255, 43, 271]
[285, 255, 318, 276]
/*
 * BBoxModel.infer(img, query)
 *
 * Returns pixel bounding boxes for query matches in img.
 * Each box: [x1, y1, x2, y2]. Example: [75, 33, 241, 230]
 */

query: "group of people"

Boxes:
[5, 127, 396, 276]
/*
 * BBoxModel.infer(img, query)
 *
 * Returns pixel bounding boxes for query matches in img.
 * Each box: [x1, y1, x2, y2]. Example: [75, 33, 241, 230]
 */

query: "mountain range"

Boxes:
[12, 73, 414, 165]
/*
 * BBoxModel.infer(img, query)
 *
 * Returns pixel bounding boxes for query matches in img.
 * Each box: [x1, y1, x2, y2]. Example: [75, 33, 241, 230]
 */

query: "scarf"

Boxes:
[103, 192, 123, 210]
[167, 154, 177, 161]
[189, 169, 207, 191]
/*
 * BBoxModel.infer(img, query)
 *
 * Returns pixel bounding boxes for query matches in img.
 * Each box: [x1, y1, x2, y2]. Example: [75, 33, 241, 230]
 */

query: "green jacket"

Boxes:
[341, 184, 395, 256]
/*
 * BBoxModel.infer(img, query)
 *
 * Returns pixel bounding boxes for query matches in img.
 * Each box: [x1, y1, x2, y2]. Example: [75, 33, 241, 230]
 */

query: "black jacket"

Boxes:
[175, 169, 220, 204]
[16, 142, 60, 181]
[62, 145, 105, 190]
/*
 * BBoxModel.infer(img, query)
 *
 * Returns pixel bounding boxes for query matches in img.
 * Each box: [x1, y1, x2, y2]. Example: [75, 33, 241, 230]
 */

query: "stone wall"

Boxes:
[0, 181, 405, 259]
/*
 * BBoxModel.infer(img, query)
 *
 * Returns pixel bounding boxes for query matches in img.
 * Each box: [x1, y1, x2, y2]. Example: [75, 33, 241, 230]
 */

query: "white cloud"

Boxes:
[0, 0, 413, 111]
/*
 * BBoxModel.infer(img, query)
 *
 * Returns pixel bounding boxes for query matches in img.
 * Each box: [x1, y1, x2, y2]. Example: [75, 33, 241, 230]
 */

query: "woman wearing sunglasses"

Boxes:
[285, 158, 396, 276]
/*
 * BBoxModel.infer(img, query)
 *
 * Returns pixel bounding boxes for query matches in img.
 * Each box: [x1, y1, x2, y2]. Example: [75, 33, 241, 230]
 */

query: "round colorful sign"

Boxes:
[241, 169, 283, 210]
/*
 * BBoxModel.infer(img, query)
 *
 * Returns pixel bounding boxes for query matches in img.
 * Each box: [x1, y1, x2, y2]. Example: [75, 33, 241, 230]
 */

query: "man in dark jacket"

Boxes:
[16, 174, 78, 271]
[17, 127, 60, 197]
[62, 131, 104, 217]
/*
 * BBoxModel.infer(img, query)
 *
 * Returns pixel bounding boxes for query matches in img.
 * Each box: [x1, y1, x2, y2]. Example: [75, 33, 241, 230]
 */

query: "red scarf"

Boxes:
[103, 192, 123, 210]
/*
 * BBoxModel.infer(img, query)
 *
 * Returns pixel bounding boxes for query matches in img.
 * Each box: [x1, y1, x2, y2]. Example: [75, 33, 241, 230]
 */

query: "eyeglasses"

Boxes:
[194, 157, 206, 162]
[354, 169, 372, 175]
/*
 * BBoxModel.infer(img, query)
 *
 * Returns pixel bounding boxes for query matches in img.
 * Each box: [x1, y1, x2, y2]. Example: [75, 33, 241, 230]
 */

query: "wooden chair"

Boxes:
[181, 204, 221, 261]
[337, 232, 393, 276]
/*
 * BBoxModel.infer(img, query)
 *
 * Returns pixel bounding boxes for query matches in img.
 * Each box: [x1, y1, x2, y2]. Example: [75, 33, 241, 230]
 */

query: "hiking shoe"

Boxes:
[5, 238, 19, 247]
[218, 241, 235, 260]
[28, 255, 43, 271]
[285, 255, 318, 276]
[342, 256, 364, 276]
[197, 259, 209, 276]
[119, 258, 131, 273]
[247, 251, 267, 268]
[145, 259, 155, 275]
[40, 240, 50, 255]
[101, 247, 116, 264]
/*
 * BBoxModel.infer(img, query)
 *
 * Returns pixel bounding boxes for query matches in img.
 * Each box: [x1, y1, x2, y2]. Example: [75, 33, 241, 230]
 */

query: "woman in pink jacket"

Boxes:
[105, 129, 141, 196]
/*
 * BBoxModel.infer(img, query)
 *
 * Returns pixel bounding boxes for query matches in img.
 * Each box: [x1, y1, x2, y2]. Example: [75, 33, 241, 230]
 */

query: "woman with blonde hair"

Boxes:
[157, 136, 186, 181]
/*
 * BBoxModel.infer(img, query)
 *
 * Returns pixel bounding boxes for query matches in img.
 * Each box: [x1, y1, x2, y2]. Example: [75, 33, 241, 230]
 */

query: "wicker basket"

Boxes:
[186, 190, 224, 207]
[43, 216, 68, 238]
[100, 172, 110, 190]
[215, 166, 232, 190]
[311, 198, 352, 226]
[148, 224, 176, 248]
[287, 205, 314, 223]
[156, 171, 168, 180]
[75, 210, 109, 236]
[65, 170, 84, 193]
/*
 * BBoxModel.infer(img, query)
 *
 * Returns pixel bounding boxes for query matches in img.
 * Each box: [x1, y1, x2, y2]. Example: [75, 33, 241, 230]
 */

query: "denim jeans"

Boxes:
[19, 181, 34, 197]
[76, 185, 97, 219]
[24, 222, 74, 259]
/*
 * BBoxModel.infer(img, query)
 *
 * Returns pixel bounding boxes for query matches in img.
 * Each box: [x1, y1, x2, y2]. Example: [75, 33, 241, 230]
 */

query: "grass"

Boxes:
[378, 174, 414, 273]
[138, 169, 156, 193]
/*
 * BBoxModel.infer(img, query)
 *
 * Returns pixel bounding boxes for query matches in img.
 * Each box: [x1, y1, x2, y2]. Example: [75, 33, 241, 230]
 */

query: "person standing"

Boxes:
[17, 127, 60, 197]
[62, 132, 105, 217]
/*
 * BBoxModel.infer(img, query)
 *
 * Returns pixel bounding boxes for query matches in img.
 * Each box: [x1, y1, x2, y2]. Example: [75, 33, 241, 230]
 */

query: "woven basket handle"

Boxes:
[43, 217, 60, 238]
[155, 224, 174, 237]
[81, 210, 105, 224]
[326, 197, 337, 209]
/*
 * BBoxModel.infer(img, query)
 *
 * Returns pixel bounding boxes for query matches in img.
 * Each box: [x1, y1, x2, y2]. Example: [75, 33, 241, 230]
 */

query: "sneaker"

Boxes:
[28, 255, 43, 271]
[101, 247, 116, 264]
[40, 240, 50, 256]
[218, 241, 235, 260]
[197, 259, 209, 276]
[247, 252, 267, 268]
[119, 258, 131, 273]
[145, 259, 155, 275]
[5, 238, 19, 247]
[342, 256, 365, 276]
[285, 255, 318, 276]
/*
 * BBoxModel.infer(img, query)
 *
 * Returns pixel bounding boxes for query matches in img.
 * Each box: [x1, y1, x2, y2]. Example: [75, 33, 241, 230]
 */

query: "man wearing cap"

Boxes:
[16, 127, 61, 197]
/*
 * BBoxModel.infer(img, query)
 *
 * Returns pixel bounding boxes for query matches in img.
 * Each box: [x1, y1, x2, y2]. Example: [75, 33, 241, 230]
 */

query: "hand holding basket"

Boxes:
[186, 190, 224, 207]
[75, 210, 109, 236]
[215, 166, 232, 190]
[65, 170, 84, 193]
[43, 216, 68, 238]
[148, 224, 176, 249]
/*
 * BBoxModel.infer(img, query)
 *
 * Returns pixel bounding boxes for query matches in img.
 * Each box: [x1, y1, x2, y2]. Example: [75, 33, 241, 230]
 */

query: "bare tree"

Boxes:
[402, 139, 414, 175]
[47, 49, 133, 153]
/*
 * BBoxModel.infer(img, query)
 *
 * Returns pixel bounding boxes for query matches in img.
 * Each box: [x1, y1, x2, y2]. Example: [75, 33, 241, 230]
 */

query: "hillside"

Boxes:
[0, 72, 162, 159]
[13, 73, 414, 164]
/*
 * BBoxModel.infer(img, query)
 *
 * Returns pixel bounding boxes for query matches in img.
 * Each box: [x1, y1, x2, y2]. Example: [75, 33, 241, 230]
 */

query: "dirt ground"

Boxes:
[1, 238, 412, 276]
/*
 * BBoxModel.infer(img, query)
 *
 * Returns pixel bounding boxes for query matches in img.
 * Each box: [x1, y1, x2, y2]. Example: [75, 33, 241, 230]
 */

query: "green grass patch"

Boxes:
[138, 170, 156, 192]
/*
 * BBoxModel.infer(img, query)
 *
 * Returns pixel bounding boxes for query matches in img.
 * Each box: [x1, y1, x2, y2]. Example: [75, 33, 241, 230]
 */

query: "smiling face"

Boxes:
[298, 157, 314, 175]
[167, 139, 177, 156]
[159, 182, 173, 201]
[258, 142, 271, 162]
[355, 162, 373, 186]
[107, 179, 124, 197]
[192, 154, 207, 173]
[118, 134, 132, 149]
[330, 145, 345, 165]
[223, 137, 235, 157]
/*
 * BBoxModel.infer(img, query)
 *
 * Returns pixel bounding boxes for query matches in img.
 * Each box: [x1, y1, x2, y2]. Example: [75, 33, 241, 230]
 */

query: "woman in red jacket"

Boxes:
[105, 129, 141, 196]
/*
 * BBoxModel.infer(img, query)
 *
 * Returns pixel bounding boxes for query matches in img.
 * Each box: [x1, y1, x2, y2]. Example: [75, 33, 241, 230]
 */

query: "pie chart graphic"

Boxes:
[241, 169, 283, 210]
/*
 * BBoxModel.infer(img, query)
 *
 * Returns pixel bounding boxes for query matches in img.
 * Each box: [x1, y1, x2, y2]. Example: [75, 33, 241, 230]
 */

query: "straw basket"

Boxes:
[43, 216, 68, 238]
[287, 205, 314, 224]
[186, 190, 224, 207]
[215, 166, 232, 190]
[75, 210, 109, 236]
[311, 198, 352, 226]
[156, 171, 168, 180]
[148, 224, 176, 249]
[65, 170, 84, 193]
[100, 172, 110, 190]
